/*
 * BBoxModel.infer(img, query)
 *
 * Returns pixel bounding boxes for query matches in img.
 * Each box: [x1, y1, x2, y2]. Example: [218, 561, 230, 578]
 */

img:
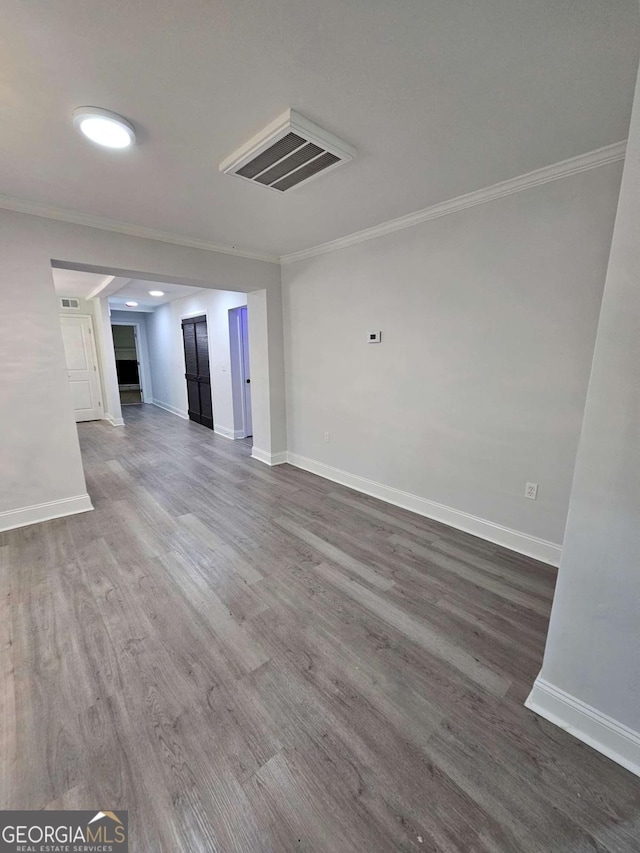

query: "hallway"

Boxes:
[1, 406, 638, 851]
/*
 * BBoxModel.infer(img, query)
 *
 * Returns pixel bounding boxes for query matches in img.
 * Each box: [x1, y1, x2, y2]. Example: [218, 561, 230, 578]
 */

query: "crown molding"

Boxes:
[280, 140, 627, 264]
[0, 140, 626, 268]
[0, 195, 280, 265]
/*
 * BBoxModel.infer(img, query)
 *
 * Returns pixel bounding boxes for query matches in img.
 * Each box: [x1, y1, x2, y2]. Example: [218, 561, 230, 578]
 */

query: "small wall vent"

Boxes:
[60, 297, 80, 309]
[220, 110, 355, 192]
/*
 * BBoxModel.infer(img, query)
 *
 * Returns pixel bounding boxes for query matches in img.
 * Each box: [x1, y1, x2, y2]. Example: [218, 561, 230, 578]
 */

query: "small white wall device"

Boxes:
[368, 331, 382, 343]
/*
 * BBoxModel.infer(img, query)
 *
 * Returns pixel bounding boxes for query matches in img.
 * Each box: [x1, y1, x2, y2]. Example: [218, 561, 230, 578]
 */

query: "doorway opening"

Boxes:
[112, 324, 142, 405]
[229, 304, 253, 442]
[51, 264, 265, 450]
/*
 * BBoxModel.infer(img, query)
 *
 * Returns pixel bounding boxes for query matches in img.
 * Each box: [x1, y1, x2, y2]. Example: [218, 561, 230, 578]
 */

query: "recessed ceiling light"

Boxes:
[125, 301, 138, 307]
[72, 107, 135, 149]
[149, 290, 164, 297]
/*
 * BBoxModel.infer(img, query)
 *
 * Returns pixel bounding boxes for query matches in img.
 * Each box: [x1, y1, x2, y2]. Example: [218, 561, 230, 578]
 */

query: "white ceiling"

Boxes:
[108, 279, 204, 311]
[2, 1, 638, 258]
[51, 268, 204, 308]
[51, 268, 111, 297]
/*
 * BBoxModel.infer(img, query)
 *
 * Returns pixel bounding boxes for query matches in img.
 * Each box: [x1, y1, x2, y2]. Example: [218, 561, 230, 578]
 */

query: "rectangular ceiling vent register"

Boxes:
[220, 110, 355, 192]
[60, 297, 80, 309]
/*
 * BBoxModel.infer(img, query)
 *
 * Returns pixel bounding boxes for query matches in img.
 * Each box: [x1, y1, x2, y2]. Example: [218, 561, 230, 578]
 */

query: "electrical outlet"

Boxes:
[525, 482, 538, 500]
[324, 431, 330, 443]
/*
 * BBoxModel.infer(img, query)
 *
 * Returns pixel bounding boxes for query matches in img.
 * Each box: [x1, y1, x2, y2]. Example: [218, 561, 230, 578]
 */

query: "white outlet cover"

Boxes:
[525, 482, 538, 500]
[368, 331, 382, 343]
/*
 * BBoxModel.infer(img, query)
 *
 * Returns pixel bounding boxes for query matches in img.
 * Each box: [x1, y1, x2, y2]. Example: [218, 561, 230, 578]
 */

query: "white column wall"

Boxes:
[526, 57, 640, 777]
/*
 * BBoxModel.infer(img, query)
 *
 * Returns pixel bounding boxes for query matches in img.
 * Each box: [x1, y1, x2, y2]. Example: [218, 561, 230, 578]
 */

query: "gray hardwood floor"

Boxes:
[2, 405, 639, 851]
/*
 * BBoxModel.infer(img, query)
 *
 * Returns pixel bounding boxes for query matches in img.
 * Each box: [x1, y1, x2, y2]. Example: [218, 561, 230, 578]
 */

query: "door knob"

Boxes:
[246, 379, 251, 384]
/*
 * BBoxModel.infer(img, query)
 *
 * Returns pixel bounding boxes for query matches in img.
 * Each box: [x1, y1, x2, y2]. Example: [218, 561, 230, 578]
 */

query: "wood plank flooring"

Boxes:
[2, 405, 639, 851]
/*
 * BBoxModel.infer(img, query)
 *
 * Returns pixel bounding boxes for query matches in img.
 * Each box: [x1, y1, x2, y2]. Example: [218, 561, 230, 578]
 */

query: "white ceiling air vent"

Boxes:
[220, 109, 356, 192]
[60, 297, 80, 309]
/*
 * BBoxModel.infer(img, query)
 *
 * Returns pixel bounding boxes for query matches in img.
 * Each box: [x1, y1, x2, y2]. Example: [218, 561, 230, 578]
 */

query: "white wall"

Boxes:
[0, 255, 89, 527]
[527, 58, 640, 776]
[249, 287, 287, 464]
[282, 163, 623, 559]
[0, 209, 282, 530]
[145, 289, 247, 437]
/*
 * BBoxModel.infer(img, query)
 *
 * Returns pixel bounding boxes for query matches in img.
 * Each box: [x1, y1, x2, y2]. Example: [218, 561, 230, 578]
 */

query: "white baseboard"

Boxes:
[105, 414, 125, 427]
[151, 399, 189, 420]
[286, 452, 562, 566]
[251, 447, 288, 466]
[214, 425, 247, 440]
[526, 677, 640, 778]
[0, 494, 94, 533]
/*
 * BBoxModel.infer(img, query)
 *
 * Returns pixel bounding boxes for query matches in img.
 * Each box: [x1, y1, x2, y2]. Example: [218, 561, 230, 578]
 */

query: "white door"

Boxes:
[240, 306, 252, 436]
[60, 315, 103, 422]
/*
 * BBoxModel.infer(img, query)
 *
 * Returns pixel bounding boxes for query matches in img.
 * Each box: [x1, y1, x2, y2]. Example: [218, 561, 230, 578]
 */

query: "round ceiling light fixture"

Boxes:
[149, 290, 165, 297]
[125, 301, 138, 307]
[72, 107, 135, 149]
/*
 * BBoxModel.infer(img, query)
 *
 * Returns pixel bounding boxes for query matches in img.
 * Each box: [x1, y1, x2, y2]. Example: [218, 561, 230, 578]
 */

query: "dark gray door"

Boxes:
[181, 315, 213, 430]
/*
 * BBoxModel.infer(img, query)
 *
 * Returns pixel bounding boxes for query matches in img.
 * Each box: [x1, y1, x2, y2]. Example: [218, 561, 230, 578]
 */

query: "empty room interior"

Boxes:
[1, 1, 639, 851]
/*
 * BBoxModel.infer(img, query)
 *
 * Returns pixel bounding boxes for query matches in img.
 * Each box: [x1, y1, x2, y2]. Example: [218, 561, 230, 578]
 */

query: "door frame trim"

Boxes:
[228, 304, 252, 439]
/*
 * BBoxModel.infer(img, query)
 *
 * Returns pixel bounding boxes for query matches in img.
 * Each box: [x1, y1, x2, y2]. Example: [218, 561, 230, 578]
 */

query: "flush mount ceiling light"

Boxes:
[149, 290, 164, 296]
[125, 301, 138, 307]
[72, 107, 135, 149]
